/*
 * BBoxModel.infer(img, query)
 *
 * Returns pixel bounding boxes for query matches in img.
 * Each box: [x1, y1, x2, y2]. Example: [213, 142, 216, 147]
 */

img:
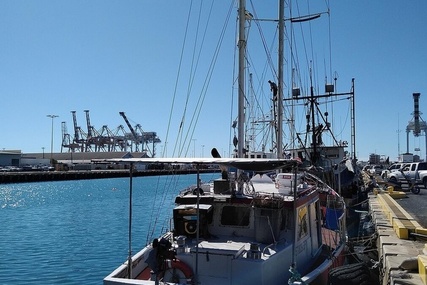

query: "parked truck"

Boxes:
[418, 170, 427, 188]
[388, 162, 427, 192]
[380, 163, 404, 179]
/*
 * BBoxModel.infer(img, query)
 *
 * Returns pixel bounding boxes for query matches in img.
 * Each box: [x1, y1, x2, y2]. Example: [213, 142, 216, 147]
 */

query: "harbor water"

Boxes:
[0, 173, 219, 285]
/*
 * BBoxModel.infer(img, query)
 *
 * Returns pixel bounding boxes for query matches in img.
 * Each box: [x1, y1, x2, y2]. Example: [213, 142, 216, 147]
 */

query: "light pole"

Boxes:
[192, 139, 197, 158]
[47, 114, 59, 165]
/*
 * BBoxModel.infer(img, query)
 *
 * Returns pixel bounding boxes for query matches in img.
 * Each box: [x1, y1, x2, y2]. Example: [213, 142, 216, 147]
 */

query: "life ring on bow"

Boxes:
[184, 221, 197, 235]
[163, 259, 193, 284]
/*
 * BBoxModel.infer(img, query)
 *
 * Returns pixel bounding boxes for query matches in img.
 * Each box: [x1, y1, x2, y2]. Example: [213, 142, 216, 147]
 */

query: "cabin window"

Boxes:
[297, 206, 309, 239]
[221, 206, 250, 226]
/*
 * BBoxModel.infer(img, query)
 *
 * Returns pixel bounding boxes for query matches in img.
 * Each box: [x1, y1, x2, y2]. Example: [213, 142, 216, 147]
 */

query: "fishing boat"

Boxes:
[103, 1, 348, 284]
[103, 157, 346, 285]
[283, 79, 359, 199]
[284, 76, 358, 194]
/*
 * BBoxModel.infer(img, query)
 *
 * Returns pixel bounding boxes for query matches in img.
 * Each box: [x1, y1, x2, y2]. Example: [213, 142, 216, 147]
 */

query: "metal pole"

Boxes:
[128, 162, 134, 278]
[351, 78, 356, 160]
[47, 114, 59, 165]
[195, 165, 200, 284]
[238, 0, 246, 159]
[291, 164, 298, 275]
[277, 0, 284, 158]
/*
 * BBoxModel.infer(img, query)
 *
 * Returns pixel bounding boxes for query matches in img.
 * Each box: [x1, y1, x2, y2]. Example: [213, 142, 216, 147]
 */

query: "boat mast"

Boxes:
[277, 0, 284, 159]
[351, 78, 356, 160]
[310, 72, 318, 165]
[237, 0, 246, 158]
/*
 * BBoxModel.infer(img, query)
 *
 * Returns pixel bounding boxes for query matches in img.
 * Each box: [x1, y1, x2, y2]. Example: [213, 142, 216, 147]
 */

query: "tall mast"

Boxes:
[277, 0, 284, 159]
[237, 0, 246, 158]
[310, 75, 318, 164]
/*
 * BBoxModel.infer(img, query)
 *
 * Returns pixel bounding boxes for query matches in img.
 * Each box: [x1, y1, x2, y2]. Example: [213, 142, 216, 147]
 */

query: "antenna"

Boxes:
[397, 113, 401, 160]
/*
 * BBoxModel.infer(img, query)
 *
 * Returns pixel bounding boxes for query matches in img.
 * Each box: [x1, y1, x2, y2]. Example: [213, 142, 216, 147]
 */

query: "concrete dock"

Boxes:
[0, 169, 218, 184]
[369, 185, 427, 285]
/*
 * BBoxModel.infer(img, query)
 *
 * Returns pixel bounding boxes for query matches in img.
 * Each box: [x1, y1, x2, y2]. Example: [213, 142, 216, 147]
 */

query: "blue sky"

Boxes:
[0, 0, 426, 162]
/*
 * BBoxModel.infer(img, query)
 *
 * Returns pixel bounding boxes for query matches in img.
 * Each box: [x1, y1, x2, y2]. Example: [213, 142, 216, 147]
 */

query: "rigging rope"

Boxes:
[164, 0, 194, 157]
[181, 1, 235, 157]
[177, 0, 213, 157]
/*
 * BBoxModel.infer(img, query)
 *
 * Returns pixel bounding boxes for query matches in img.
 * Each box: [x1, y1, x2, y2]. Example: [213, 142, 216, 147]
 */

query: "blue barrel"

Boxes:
[325, 208, 343, 230]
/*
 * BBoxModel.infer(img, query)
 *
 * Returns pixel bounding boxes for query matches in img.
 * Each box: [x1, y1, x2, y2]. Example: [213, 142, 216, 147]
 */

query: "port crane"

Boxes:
[119, 112, 142, 152]
[59, 110, 160, 156]
[119, 112, 161, 157]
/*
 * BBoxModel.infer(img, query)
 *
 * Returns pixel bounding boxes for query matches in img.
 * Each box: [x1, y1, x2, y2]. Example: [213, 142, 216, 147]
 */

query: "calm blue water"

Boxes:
[0, 173, 219, 285]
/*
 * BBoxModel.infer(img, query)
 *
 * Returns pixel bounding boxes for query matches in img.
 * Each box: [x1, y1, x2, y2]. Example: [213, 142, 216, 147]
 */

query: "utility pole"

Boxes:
[47, 114, 59, 165]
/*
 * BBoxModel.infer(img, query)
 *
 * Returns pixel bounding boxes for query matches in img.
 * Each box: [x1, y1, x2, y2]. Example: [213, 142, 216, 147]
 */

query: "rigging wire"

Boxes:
[181, 1, 235, 157]
[179, 0, 206, 157]
[326, 0, 332, 81]
[249, 0, 278, 81]
[333, 97, 352, 139]
[164, 0, 194, 157]
[176, 0, 211, 157]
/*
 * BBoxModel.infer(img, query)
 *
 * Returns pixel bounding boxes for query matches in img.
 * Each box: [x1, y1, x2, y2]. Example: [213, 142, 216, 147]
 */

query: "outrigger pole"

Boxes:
[127, 162, 134, 279]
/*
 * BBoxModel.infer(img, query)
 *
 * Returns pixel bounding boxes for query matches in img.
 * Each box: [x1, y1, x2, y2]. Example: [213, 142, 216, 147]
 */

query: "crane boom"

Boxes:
[71, 111, 80, 141]
[119, 112, 140, 151]
[84, 110, 93, 138]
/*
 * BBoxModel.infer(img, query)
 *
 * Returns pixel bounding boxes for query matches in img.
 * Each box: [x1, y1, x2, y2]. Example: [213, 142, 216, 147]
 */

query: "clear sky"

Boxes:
[1, 0, 426, 162]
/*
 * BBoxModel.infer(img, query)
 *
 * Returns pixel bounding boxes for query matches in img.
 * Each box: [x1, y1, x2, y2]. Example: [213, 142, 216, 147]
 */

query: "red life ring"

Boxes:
[163, 259, 193, 283]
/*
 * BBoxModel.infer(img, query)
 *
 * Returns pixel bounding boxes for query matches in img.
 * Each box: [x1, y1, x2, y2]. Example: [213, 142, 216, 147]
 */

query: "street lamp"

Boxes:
[47, 114, 59, 165]
[192, 139, 197, 158]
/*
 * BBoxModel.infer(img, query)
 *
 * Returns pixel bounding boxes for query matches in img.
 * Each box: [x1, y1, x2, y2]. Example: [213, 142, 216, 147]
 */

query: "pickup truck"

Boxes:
[380, 163, 403, 179]
[388, 162, 427, 187]
[418, 170, 427, 188]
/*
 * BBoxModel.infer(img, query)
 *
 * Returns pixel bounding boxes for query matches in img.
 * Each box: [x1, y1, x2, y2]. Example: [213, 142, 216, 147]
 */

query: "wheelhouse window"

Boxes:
[221, 206, 250, 226]
[298, 206, 309, 239]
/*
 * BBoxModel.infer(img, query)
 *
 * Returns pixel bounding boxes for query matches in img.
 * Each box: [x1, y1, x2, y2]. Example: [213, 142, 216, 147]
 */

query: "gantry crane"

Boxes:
[61, 121, 72, 153]
[59, 110, 160, 155]
[71, 111, 85, 152]
[134, 124, 161, 157]
[119, 112, 141, 152]
[61, 121, 83, 153]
